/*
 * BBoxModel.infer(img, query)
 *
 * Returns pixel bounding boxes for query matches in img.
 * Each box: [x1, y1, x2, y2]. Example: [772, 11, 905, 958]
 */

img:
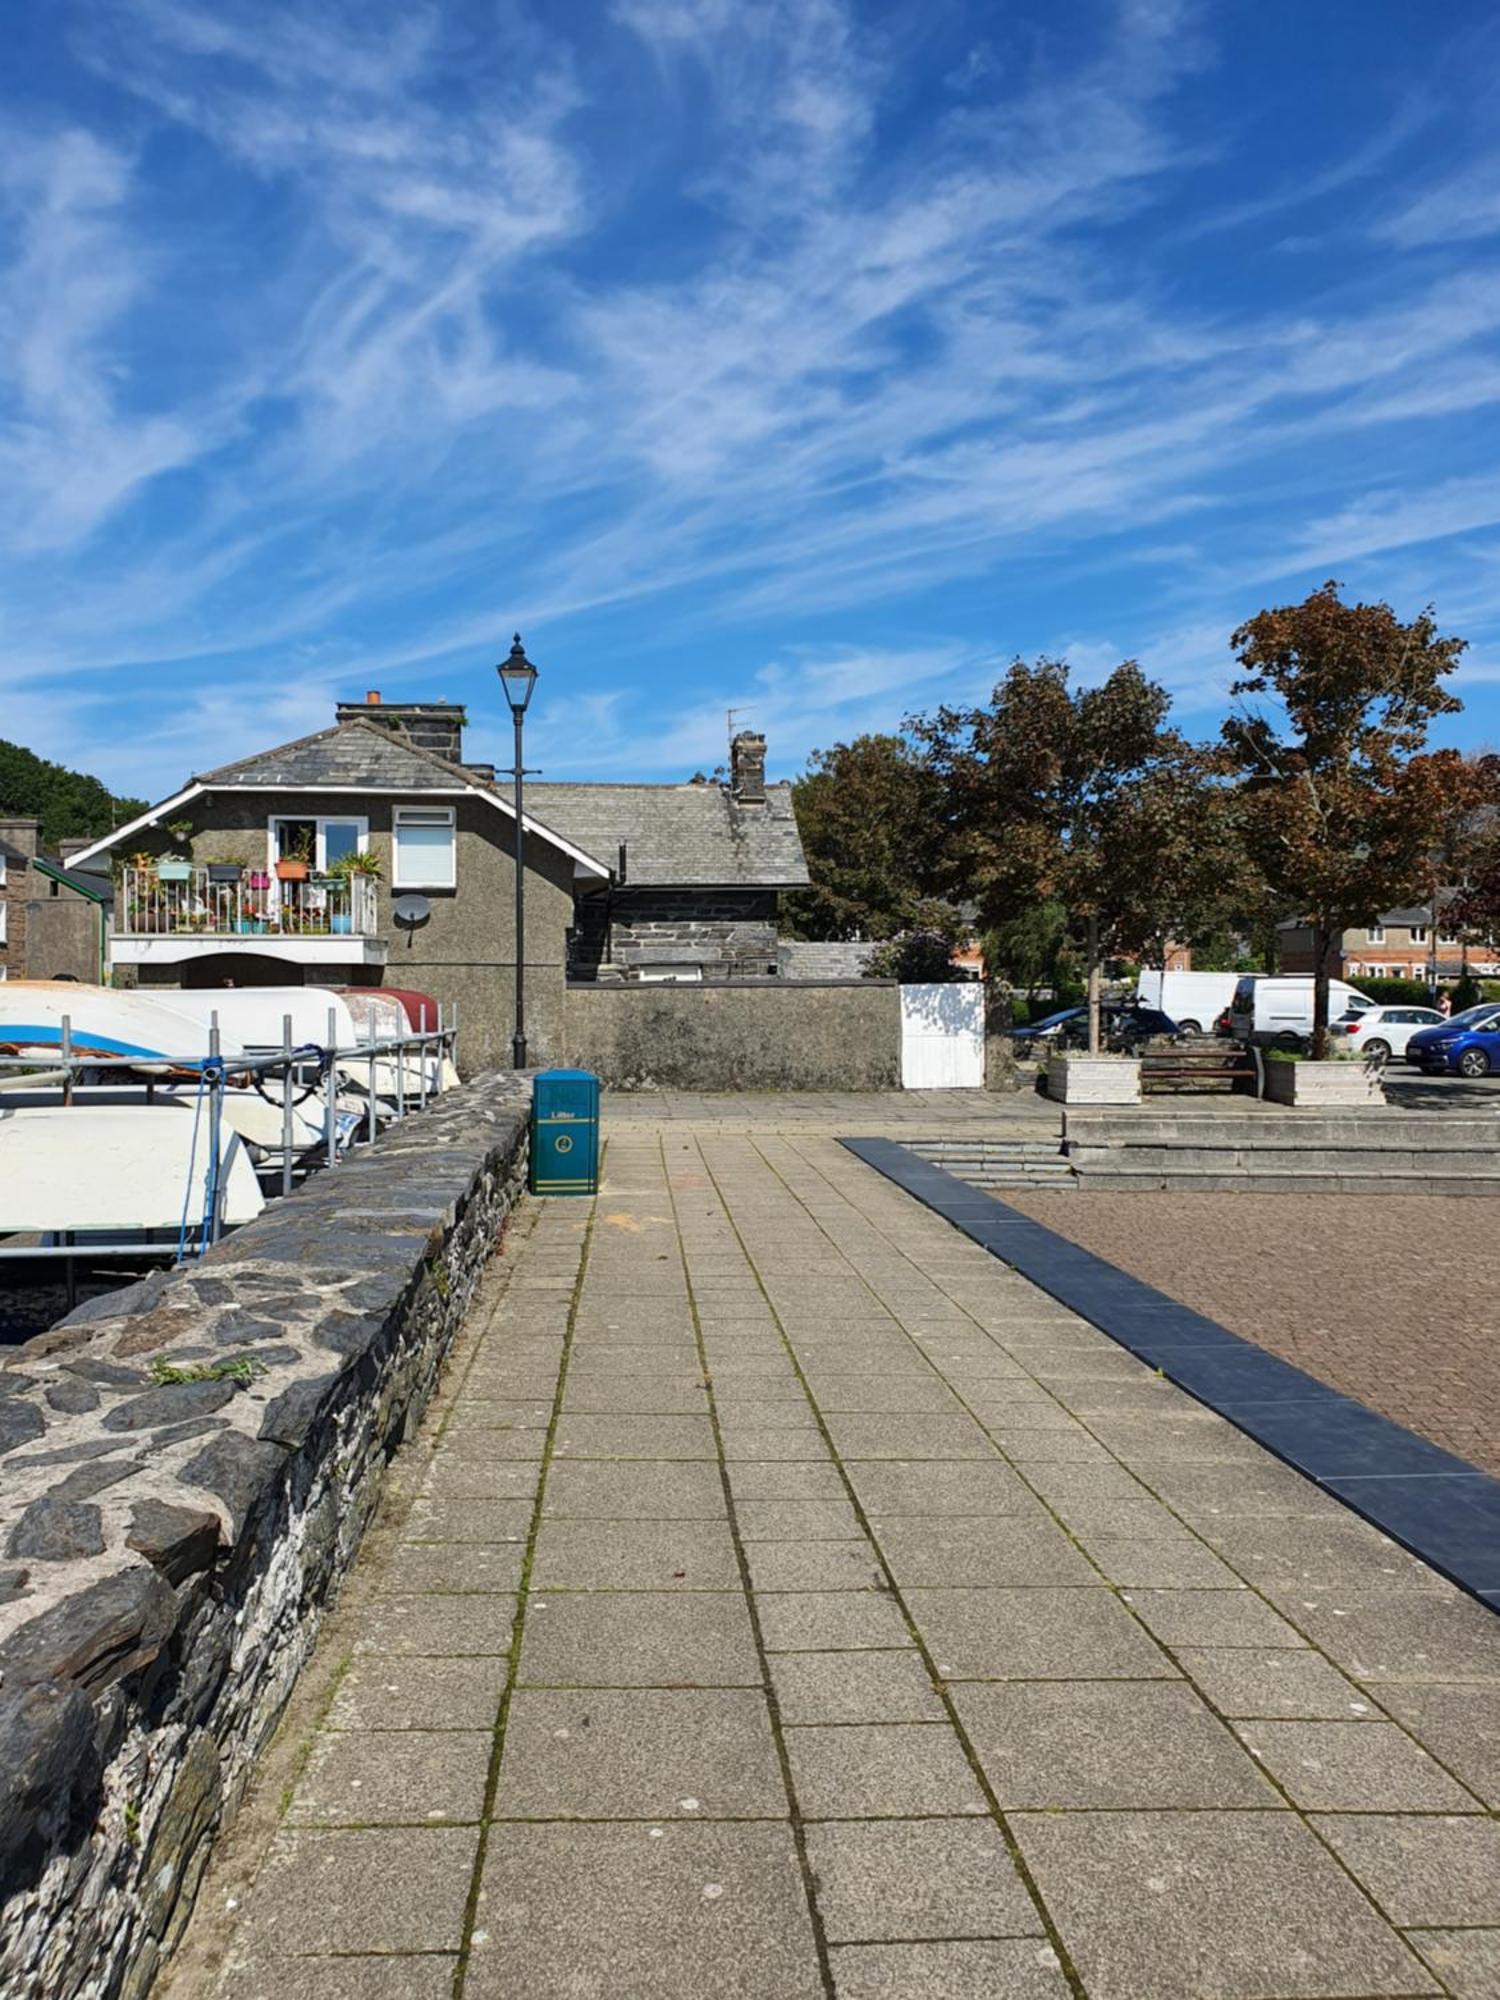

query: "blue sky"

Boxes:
[6, 0, 1500, 802]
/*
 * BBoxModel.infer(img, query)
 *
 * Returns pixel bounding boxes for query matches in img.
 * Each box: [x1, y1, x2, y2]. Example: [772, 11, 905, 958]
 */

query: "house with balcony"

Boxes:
[67, 695, 809, 1070]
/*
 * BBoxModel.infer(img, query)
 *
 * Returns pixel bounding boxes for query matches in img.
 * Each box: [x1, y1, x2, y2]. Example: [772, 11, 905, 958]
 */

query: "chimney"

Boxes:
[58, 837, 94, 863]
[0, 816, 40, 860]
[336, 697, 467, 766]
[729, 731, 767, 805]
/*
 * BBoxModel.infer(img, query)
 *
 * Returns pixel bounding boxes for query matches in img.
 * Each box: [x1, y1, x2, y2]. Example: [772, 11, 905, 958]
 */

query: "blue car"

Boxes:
[1407, 1003, 1500, 1076]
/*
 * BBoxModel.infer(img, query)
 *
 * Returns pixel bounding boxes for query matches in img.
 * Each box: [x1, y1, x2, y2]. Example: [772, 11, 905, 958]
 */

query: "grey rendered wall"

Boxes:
[563, 980, 904, 1090]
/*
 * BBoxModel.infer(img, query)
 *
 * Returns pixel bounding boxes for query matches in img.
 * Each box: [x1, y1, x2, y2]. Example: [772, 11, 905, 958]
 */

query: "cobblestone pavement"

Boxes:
[1002, 1190, 1500, 1480]
[178, 1127, 1500, 2000]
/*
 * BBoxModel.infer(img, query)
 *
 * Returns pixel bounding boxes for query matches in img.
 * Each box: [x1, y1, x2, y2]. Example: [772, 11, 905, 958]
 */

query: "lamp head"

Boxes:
[497, 633, 538, 715]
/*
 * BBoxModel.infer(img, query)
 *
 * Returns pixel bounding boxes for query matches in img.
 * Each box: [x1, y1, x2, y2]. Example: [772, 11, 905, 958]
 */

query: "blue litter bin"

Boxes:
[530, 1069, 600, 1196]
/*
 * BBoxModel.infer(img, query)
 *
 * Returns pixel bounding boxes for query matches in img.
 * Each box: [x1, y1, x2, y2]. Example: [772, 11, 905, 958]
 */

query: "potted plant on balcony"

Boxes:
[275, 830, 314, 884]
[155, 819, 196, 884]
[207, 849, 249, 887]
[327, 849, 381, 934]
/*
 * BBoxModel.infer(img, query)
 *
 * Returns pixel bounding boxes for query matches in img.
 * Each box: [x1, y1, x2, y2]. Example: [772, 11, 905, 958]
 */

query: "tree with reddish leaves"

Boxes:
[1222, 582, 1466, 1057]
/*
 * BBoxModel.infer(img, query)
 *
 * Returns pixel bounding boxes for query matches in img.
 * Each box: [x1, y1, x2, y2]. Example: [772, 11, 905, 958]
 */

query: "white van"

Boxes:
[1230, 975, 1375, 1048]
[1134, 970, 1243, 1036]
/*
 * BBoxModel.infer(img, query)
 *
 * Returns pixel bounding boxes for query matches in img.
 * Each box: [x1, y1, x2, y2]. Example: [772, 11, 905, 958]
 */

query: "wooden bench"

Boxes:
[1141, 1045, 1259, 1094]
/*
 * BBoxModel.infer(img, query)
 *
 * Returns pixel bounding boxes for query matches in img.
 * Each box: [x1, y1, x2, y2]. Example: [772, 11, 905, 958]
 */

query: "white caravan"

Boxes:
[1134, 970, 1243, 1035]
[1230, 975, 1375, 1048]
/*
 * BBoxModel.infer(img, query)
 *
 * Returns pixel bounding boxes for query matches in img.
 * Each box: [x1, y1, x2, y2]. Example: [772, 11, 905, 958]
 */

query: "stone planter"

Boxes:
[1046, 1053, 1142, 1104]
[1263, 1058, 1386, 1106]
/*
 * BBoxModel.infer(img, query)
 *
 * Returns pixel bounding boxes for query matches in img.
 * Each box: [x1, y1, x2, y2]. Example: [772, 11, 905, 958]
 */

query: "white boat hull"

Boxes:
[0, 1105, 265, 1234]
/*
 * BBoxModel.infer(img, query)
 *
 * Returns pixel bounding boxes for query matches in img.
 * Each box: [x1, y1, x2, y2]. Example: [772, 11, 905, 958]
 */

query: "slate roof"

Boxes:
[524, 780, 809, 889]
[34, 858, 113, 905]
[197, 719, 477, 793]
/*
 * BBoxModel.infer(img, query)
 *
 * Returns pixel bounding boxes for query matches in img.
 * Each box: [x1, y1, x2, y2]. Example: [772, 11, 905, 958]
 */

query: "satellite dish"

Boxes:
[392, 895, 431, 930]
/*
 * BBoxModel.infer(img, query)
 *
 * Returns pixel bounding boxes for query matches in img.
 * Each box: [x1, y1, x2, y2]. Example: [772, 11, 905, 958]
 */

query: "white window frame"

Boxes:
[393, 806, 457, 890]
[266, 814, 369, 872]
[0, 963, 7, 980]
[0, 853, 7, 888]
[1366, 925, 1385, 944]
[0, 900, 6, 946]
[1409, 925, 1427, 946]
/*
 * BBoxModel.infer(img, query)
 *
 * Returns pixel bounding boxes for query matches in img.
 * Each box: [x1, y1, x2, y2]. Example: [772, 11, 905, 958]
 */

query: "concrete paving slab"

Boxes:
[468, 1819, 823, 2000]
[846, 1460, 1041, 1518]
[734, 1497, 862, 1540]
[559, 1376, 711, 1414]
[954, 1680, 1276, 1809]
[1014, 1810, 1436, 2000]
[872, 1515, 1099, 1589]
[552, 1415, 717, 1459]
[402, 1495, 532, 1544]
[531, 1518, 741, 1589]
[769, 1649, 945, 1725]
[783, 1721, 988, 1818]
[1070, 1530, 1241, 1588]
[327, 1655, 507, 1732]
[1121, 1585, 1305, 1649]
[350, 1594, 516, 1657]
[802, 1816, 1041, 1943]
[381, 1542, 524, 1594]
[1311, 1813, 1500, 1927]
[1175, 1646, 1380, 1721]
[755, 1590, 914, 1653]
[1234, 1718, 1479, 1810]
[1287, 1587, 1500, 1684]
[826, 1940, 1069, 1998]
[743, 1540, 888, 1593]
[727, 1461, 845, 1500]
[286, 1729, 491, 1826]
[217, 1954, 456, 1999]
[823, 1414, 997, 1460]
[1376, 1683, 1500, 1806]
[1408, 1928, 1500, 1999]
[495, 1687, 786, 1819]
[229, 1826, 478, 1956]
[906, 1585, 1177, 1681]
[517, 1590, 761, 1687]
[541, 1459, 727, 1519]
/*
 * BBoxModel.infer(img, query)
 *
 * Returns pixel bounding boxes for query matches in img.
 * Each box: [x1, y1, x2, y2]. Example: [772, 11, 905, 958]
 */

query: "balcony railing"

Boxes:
[114, 867, 379, 940]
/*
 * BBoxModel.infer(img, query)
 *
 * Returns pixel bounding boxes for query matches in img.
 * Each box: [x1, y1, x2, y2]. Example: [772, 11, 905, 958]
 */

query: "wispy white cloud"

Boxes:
[4, 0, 1500, 797]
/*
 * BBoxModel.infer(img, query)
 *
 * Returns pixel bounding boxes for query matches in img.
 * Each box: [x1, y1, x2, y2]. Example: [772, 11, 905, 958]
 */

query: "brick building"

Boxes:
[1278, 907, 1500, 981]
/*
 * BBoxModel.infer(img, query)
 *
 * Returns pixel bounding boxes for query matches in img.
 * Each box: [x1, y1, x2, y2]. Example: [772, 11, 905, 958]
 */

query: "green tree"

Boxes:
[784, 734, 950, 940]
[1222, 582, 1466, 1056]
[0, 737, 146, 849]
[915, 657, 1214, 1052]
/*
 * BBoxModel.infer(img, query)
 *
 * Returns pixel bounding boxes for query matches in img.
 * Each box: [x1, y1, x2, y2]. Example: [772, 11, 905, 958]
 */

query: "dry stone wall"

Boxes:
[0, 1074, 531, 2000]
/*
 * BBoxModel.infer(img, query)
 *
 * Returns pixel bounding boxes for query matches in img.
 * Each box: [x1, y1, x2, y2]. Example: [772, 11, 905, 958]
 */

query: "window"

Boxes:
[1366, 925, 1385, 944]
[0, 963, 7, 981]
[269, 816, 366, 871]
[393, 807, 456, 889]
[1410, 926, 1427, 946]
[0, 899, 6, 945]
[0, 853, 6, 888]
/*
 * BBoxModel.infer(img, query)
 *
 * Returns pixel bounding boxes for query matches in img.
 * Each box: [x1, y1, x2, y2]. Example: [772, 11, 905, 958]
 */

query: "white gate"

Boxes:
[899, 982, 985, 1089]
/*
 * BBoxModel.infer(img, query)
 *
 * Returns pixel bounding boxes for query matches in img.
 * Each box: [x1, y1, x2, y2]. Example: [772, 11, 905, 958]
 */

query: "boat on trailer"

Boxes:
[0, 1105, 264, 1236]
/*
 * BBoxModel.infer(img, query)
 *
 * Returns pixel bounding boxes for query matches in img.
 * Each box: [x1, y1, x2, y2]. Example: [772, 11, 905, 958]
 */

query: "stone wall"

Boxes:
[563, 979, 903, 1089]
[0, 1074, 531, 1999]
[775, 941, 879, 980]
[569, 888, 779, 981]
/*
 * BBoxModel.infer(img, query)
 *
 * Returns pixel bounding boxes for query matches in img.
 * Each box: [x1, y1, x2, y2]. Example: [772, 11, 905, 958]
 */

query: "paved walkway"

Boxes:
[181, 1126, 1500, 2000]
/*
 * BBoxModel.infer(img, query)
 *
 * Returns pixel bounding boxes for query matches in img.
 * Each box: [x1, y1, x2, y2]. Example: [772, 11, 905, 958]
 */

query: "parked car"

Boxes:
[1327, 1004, 1446, 1063]
[1012, 1003, 1182, 1053]
[1133, 969, 1243, 1036]
[1229, 975, 1375, 1049]
[1407, 1002, 1500, 1075]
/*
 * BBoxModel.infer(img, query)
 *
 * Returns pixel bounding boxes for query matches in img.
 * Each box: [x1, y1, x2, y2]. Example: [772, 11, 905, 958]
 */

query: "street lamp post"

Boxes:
[498, 634, 539, 1069]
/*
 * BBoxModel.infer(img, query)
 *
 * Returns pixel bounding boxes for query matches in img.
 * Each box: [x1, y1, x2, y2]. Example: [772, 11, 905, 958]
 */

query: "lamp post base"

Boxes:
[512, 1033, 528, 1070]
